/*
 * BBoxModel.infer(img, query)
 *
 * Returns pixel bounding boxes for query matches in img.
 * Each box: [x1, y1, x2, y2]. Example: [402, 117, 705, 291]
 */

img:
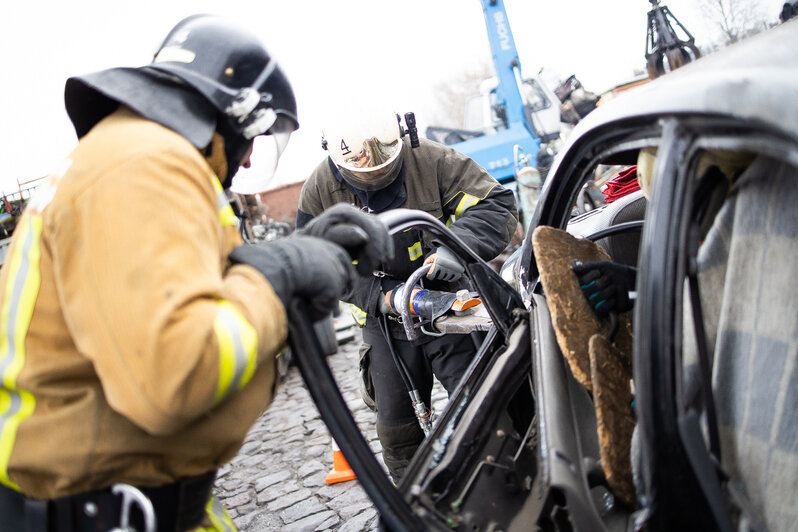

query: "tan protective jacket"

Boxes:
[0, 108, 287, 499]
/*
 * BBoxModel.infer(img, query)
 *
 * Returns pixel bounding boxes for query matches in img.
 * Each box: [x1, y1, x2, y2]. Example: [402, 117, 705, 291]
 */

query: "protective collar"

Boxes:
[329, 158, 406, 214]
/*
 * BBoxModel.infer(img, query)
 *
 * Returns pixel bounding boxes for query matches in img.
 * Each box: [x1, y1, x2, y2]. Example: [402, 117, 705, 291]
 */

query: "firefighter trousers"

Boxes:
[362, 323, 478, 481]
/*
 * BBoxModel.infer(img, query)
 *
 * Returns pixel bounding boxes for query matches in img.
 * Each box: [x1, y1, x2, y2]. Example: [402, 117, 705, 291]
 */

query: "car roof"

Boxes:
[560, 20, 798, 149]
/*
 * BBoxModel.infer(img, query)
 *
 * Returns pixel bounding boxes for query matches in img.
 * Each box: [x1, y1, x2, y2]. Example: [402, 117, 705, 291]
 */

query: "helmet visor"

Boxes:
[335, 137, 403, 191]
[341, 136, 400, 170]
[230, 131, 291, 194]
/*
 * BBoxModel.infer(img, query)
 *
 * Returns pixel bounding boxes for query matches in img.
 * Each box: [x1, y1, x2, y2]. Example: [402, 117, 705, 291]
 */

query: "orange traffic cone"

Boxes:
[325, 438, 356, 484]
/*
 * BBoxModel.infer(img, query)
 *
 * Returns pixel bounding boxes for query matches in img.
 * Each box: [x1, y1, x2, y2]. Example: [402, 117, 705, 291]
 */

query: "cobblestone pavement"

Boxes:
[214, 326, 447, 531]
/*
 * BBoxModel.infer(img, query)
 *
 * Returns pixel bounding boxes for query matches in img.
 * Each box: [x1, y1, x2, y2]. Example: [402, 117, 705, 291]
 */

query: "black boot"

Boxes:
[376, 421, 425, 483]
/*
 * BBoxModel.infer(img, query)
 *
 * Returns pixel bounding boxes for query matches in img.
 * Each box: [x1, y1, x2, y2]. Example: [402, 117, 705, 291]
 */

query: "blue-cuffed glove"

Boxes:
[572, 261, 637, 318]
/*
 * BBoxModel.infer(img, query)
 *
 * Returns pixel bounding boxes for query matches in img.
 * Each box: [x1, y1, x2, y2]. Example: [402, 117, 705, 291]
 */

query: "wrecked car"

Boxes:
[288, 21, 798, 531]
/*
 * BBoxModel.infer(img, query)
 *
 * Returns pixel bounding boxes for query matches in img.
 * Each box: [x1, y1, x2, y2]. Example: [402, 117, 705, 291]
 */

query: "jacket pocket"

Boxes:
[358, 343, 376, 412]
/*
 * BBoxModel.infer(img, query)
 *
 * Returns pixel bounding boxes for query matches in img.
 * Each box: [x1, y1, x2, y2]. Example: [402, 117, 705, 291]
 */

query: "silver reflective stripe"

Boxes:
[455, 193, 480, 216]
[216, 190, 229, 212]
[0, 215, 41, 489]
[206, 495, 237, 531]
[223, 311, 247, 391]
[214, 186, 237, 227]
[212, 302, 257, 405]
[408, 241, 423, 261]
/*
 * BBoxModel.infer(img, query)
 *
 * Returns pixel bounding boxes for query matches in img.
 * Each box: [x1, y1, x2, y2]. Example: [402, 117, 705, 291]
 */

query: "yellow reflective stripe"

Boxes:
[454, 193, 480, 216]
[0, 214, 42, 490]
[407, 241, 423, 261]
[349, 304, 367, 327]
[211, 177, 238, 227]
[443, 185, 498, 224]
[201, 496, 237, 532]
[212, 301, 258, 405]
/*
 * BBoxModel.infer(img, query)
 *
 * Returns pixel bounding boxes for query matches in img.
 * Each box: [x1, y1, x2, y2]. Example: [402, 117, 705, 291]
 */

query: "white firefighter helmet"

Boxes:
[322, 110, 404, 191]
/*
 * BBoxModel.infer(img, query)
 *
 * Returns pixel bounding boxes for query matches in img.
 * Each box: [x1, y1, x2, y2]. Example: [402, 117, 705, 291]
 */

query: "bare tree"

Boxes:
[697, 0, 770, 46]
[428, 61, 494, 130]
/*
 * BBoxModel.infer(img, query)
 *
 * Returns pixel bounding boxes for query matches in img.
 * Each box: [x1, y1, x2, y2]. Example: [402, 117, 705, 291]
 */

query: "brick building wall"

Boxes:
[257, 180, 305, 227]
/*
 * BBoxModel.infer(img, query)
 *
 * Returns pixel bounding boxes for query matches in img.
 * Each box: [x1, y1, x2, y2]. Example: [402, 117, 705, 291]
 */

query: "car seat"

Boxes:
[566, 189, 647, 268]
[684, 154, 798, 530]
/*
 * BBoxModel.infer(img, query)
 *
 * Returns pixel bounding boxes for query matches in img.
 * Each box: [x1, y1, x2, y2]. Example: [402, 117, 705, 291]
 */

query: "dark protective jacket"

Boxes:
[297, 137, 518, 327]
[0, 108, 287, 499]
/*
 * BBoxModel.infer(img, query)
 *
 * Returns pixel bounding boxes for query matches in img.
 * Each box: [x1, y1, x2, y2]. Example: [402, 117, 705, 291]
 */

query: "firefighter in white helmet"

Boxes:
[297, 109, 518, 482]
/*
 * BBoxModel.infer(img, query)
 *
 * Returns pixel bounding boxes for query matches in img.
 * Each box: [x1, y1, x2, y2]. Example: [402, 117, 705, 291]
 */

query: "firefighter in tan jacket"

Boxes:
[0, 15, 390, 532]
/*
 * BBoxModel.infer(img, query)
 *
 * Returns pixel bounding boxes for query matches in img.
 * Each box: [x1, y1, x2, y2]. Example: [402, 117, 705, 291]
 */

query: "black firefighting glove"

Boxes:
[300, 203, 393, 276]
[572, 261, 637, 318]
[424, 246, 464, 282]
[229, 235, 355, 322]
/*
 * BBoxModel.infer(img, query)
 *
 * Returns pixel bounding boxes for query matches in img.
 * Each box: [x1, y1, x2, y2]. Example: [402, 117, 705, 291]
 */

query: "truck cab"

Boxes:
[463, 76, 562, 143]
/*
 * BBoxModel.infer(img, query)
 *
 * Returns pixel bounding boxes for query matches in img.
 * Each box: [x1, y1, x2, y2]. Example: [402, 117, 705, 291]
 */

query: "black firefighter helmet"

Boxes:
[64, 14, 298, 187]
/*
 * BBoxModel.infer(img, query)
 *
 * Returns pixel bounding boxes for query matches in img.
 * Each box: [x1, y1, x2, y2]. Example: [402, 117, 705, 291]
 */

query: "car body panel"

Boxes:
[401, 21, 798, 532]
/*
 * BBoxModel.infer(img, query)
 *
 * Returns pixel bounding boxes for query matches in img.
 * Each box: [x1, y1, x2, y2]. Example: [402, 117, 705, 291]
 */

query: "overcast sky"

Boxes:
[0, 0, 783, 195]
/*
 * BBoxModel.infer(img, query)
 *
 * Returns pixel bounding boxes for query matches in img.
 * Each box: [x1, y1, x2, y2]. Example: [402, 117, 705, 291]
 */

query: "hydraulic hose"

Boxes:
[378, 314, 433, 436]
[286, 299, 425, 531]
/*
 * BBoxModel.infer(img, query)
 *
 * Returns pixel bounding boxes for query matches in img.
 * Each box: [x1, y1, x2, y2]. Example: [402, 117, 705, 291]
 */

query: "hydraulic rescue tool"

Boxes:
[378, 262, 483, 435]
[382, 279, 482, 341]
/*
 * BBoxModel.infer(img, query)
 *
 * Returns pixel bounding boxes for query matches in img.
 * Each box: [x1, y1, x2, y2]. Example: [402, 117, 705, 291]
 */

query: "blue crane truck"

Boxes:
[426, 0, 563, 231]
